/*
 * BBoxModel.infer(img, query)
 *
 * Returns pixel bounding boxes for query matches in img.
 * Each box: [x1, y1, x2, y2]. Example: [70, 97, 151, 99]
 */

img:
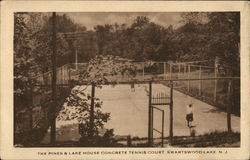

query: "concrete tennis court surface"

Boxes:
[41, 84, 240, 143]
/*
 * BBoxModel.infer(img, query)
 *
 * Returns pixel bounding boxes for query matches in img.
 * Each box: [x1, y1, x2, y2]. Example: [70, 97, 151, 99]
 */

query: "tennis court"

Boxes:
[41, 83, 240, 143]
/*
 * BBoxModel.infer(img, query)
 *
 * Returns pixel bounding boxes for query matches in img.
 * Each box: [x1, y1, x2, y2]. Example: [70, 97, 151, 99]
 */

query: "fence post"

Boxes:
[127, 135, 132, 147]
[184, 64, 186, 75]
[169, 81, 173, 145]
[188, 65, 190, 92]
[178, 64, 181, 79]
[170, 63, 172, 80]
[152, 104, 154, 144]
[227, 80, 232, 133]
[68, 66, 71, 83]
[162, 110, 164, 147]
[60, 67, 63, 84]
[75, 43, 78, 70]
[62, 66, 64, 84]
[63, 65, 66, 84]
[148, 81, 153, 146]
[199, 66, 202, 96]
[142, 62, 145, 81]
[214, 58, 218, 102]
[164, 62, 166, 80]
[214, 74, 217, 102]
[90, 83, 95, 138]
[183, 64, 186, 89]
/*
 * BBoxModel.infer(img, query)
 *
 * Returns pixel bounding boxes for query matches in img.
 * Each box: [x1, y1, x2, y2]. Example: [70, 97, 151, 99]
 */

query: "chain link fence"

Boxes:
[34, 61, 240, 114]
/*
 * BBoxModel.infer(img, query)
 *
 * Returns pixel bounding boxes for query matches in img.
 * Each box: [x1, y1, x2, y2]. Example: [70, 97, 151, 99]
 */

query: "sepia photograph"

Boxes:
[13, 11, 241, 148]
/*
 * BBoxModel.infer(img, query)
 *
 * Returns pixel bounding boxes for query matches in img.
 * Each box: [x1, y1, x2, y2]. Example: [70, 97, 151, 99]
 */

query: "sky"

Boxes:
[60, 12, 183, 30]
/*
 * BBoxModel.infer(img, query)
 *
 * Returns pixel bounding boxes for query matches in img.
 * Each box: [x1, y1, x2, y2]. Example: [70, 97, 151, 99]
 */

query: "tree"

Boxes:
[58, 86, 110, 144]
[77, 31, 98, 62]
[94, 24, 113, 55]
[33, 14, 86, 71]
[174, 12, 240, 74]
[91, 16, 170, 62]
[131, 16, 150, 29]
[14, 13, 53, 146]
[156, 25, 179, 61]
[57, 55, 137, 146]
[14, 13, 43, 111]
[123, 16, 168, 61]
[207, 12, 240, 76]
[180, 12, 208, 25]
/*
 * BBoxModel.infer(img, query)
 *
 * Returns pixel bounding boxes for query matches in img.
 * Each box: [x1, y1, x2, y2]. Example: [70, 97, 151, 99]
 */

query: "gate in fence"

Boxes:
[151, 106, 165, 147]
[148, 81, 173, 147]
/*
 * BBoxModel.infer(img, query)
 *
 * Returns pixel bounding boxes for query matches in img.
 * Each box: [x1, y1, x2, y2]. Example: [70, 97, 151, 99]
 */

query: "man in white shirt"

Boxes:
[186, 103, 193, 127]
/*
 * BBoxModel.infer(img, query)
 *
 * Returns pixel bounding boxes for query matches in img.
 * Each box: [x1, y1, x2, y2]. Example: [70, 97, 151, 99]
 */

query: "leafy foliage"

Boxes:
[80, 55, 137, 85]
[57, 55, 139, 144]
[177, 12, 240, 75]
[14, 13, 43, 110]
[45, 13, 239, 77]
[57, 86, 110, 136]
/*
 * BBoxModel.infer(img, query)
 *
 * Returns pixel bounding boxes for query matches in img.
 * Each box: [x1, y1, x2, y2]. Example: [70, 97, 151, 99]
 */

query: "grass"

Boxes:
[172, 131, 240, 147]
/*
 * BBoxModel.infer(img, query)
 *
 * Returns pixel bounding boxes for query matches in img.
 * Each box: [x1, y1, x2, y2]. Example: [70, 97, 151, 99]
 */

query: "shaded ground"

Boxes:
[171, 131, 240, 147]
[41, 84, 240, 145]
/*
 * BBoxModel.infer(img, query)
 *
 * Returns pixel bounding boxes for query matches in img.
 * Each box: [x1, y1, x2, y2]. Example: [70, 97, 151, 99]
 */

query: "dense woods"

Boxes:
[14, 12, 240, 107]
[14, 11, 240, 112]
[14, 12, 240, 81]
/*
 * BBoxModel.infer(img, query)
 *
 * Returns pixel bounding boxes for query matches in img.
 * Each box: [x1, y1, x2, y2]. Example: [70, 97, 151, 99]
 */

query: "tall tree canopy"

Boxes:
[14, 12, 240, 102]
